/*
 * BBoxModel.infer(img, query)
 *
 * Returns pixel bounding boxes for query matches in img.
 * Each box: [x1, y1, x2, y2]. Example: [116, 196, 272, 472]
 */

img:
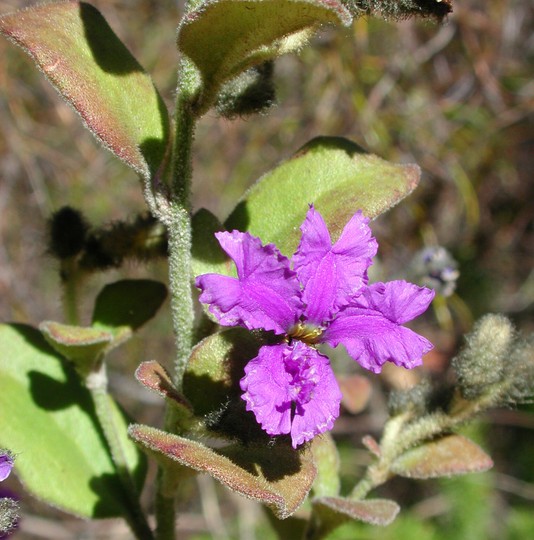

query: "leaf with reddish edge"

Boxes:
[39, 321, 113, 377]
[311, 497, 400, 536]
[0, 2, 169, 179]
[129, 424, 316, 518]
[391, 434, 494, 479]
[135, 361, 193, 414]
[225, 136, 421, 258]
[178, 0, 352, 114]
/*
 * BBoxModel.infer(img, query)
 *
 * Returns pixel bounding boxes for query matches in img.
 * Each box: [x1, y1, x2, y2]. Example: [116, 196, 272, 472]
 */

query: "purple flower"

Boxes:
[0, 454, 13, 483]
[196, 206, 434, 447]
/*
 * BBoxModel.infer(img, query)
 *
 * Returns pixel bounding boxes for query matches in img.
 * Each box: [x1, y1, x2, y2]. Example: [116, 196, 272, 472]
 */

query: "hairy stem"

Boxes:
[167, 55, 201, 388]
[87, 365, 154, 540]
[155, 46, 201, 539]
[350, 391, 499, 500]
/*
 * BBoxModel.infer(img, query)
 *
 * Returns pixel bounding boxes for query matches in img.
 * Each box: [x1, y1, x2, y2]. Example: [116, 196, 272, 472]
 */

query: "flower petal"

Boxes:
[292, 206, 377, 325]
[196, 231, 303, 334]
[287, 342, 342, 448]
[323, 281, 434, 373]
[352, 281, 436, 324]
[240, 342, 341, 448]
[0, 452, 13, 482]
[240, 344, 293, 438]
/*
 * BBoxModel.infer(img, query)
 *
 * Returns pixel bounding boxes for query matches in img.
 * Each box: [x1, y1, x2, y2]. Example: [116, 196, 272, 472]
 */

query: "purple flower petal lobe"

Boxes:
[323, 281, 434, 373]
[293, 206, 377, 325]
[240, 342, 341, 448]
[353, 280, 436, 324]
[196, 231, 303, 334]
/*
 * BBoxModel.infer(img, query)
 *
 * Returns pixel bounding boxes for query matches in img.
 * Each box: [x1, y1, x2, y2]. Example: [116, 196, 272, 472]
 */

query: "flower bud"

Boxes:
[411, 246, 459, 297]
[48, 206, 88, 259]
[452, 314, 514, 399]
[0, 496, 19, 536]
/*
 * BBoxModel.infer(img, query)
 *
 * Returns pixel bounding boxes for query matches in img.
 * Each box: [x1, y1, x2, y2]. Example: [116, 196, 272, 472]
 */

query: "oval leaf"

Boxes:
[0, 324, 146, 518]
[92, 279, 167, 344]
[313, 497, 400, 530]
[225, 136, 421, 256]
[391, 434, 494, 479]
[130, 424, 316, 518]
[178, 0, 352, 114]
[0, 2, 169, 178]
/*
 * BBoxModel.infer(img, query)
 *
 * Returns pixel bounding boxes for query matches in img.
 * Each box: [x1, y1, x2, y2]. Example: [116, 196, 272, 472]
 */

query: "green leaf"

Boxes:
[312, 497, 400, 535]
[225, 136, 421, 256]
[130, 424, 316, 519]
[183, 328, 276, 443]
[0, 324, 146, 518]
[311, 433, 340, 498]
[39, 321, 114, 377]
[92, 279, 167, 345]
[178, 0, 351, 114]
[0, 2, 169, 179]
[191, 208, 230, 278]
[391, 434, 494, 479]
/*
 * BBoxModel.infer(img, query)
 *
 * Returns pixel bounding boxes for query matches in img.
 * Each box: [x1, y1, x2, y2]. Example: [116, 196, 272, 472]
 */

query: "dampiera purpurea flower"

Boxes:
[196, 206, 434, 448]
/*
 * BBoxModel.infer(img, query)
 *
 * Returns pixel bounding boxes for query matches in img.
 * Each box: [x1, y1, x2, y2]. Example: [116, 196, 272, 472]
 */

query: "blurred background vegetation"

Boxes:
[0, 0, 532, 538]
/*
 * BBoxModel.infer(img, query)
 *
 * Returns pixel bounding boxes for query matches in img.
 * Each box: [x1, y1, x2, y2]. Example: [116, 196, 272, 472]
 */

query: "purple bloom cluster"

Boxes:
[196, 206, 434, 448]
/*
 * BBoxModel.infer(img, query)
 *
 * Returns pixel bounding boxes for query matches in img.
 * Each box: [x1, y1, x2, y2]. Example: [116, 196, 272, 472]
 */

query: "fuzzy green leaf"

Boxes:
[178, 0, 351, 114]
[312, 497, 400, 535]
[130, 424, 316, 519]
[391, 434, 494, 479]
[225, 136, 421, 257]
[0, 2, 169, 179]
[311, 433, 340, 498]
[0, 324, 146, 518]
[92, 279, 167, 345]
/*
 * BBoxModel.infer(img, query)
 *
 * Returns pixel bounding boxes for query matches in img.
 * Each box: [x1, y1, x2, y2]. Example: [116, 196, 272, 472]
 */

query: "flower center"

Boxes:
[288, 322, 323, 344]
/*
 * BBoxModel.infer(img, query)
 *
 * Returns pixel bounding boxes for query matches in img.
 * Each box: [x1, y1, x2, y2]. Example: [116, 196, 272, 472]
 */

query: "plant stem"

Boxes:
[61, 259, 82, 325]
[155, 468, 178, 540]
[167, 58, 199, 388]
[87, 365, 154, 540]
[349, 391, 499, 500]
[155, 49, 201, 540]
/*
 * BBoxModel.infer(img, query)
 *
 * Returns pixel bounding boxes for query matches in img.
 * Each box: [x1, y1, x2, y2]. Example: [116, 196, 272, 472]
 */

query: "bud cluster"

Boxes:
[452, 314, 534, 406]
[48, 207, 168, 274]
[342, 0, 452, 21]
